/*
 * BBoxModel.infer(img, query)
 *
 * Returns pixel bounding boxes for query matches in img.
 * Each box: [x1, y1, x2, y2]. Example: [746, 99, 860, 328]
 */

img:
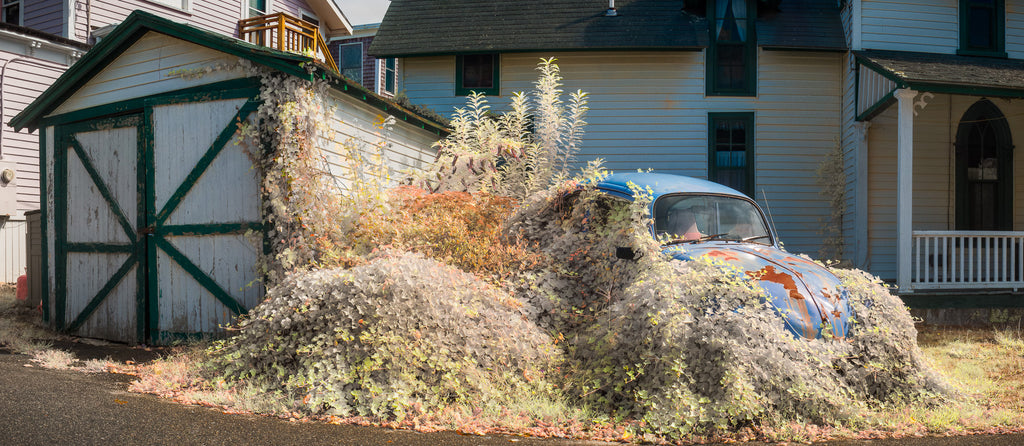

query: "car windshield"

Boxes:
[653, 194, 772, 245]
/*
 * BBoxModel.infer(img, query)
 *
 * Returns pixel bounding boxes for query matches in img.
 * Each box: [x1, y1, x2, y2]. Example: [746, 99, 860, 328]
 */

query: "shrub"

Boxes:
[321, 186, 546, 282]
[502, 177, 953, 439]
[419, 58, 589, 200]
[206, 251, 561, 419]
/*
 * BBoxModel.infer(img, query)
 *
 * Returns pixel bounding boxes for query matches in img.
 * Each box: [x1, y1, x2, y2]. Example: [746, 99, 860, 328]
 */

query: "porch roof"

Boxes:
[856, 49, 1024, 97]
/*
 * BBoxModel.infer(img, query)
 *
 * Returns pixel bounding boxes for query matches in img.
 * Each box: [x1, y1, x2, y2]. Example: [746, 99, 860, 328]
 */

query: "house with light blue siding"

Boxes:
[0, 0, 366, 282]
[372, 0, 1024, 306]
[369, 0, 848, 264]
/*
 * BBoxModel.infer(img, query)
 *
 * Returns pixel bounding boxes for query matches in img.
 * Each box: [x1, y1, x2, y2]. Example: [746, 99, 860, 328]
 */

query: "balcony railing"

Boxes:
[912, 231, 1024, 290]
[238, 13, 338, 73]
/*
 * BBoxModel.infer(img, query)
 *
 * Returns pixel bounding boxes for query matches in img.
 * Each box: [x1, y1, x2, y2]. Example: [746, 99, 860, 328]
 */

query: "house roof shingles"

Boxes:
[369, 0, 845, 57]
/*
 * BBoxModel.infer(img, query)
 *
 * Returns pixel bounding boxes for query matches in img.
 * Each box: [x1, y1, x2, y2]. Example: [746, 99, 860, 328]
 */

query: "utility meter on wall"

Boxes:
[0, 160, 18, 218]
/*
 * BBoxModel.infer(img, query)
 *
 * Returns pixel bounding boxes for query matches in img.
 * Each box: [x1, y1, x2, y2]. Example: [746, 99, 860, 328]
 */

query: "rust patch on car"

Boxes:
[703, 250, 741, 262]
[747, 265, 805, 300]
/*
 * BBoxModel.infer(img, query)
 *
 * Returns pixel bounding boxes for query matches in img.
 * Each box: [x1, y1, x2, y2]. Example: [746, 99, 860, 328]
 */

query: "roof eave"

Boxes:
[368, 45, 708, 58]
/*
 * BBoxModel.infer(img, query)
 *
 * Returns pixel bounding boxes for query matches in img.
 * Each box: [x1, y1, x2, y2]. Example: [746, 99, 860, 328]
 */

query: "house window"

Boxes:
[456, 54, 499, 96]
[2, 0, 21, 25]
[148, 0, 189, 11]
[955, 99, 1012, 230]
[959, 0, 1005, 57]
[248, 0, 267, 18]
[382, 57, 397, 95]
[707, 0, 756, 96]
[709, 113, 755, 196]
[340, 43, 363, 85]
[301, 13, 319, 27]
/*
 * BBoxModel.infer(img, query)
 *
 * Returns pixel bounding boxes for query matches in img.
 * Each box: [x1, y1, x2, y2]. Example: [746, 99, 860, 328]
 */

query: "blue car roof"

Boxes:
[595, 172, 749, 200]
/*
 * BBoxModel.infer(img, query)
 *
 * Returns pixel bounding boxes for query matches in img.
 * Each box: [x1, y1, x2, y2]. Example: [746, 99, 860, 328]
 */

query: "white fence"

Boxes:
[0, 218, 27, 282]
[912, 231, 1024, 290]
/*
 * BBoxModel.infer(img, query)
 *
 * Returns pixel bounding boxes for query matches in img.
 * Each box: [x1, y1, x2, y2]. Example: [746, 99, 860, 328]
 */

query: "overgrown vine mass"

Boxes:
[205, 59, 952, 442]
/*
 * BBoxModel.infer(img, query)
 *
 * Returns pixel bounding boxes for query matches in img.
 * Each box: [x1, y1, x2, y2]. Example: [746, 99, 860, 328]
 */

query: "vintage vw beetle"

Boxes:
[597, 172, 851, 340]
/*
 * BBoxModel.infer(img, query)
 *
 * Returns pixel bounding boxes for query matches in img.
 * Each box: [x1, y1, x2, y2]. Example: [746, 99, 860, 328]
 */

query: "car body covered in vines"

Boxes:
[597, 172, 851, 340]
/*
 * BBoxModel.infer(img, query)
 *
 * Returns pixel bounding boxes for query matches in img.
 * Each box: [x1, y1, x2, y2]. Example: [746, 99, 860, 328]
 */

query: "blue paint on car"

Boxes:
[596, 172, 852, 340]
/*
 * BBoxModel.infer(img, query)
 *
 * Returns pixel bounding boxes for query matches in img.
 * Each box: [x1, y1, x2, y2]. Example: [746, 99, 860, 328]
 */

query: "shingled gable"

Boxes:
[368, 0, 845, 57]
[10, 10, 447, 136]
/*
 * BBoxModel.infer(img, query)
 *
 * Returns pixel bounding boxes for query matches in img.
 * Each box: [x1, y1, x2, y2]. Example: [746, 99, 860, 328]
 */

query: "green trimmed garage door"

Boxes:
[55, 96, 264, 344]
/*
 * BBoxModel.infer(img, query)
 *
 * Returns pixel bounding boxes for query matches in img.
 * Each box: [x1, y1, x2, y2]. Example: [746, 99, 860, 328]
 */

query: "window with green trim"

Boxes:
[959, 0, 1005, 57]
[339, 43, 363, 85]
[382, 58, 397, 95]
[456, 54, 499, 96]
[2, 0, 20, 25]
[707, 0, 756, 96]
[247, 0, 266, 18]
[709, 113, 755, 196]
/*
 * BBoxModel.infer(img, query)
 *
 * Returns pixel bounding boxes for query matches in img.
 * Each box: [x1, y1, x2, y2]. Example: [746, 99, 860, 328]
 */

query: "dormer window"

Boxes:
[708, 0, 756, 96]
[959, 0, 1006, 57]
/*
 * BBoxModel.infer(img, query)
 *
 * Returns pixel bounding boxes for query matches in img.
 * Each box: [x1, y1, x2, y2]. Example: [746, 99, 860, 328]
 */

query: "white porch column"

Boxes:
[853, 121, 871, 269]
[894, 88, 918, 292]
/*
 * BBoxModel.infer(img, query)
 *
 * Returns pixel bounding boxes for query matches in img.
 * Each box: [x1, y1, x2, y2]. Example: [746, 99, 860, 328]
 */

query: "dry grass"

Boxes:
[0, 285, 60, 354]
[913, 326, 1024, 433]
[0, 288, 115, 373]
[128, 324, 1024, 443]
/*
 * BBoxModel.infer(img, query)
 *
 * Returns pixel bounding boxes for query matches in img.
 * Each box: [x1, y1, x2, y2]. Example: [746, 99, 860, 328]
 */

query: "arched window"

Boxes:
[956, 99, 1013, 230]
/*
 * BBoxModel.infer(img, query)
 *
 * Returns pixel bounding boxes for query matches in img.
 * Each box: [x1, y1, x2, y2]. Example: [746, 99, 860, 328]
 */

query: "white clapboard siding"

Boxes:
[72, 0, 242, 42]
[321, 88, 439, 189]
[400, 49, 842, 257]
[1007, 7, 1024, 59]
[857, 66, 896, 117]
[0, 219, 27, 282]
[860, 0, 958, 53]
[1, 57, 66, 213]
[865, 94, 1024, 281]
[52, 32, 247, 116]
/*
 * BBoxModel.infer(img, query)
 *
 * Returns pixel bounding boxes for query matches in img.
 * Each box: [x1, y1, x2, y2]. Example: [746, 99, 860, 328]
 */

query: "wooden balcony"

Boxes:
[238, 13, 338, 73]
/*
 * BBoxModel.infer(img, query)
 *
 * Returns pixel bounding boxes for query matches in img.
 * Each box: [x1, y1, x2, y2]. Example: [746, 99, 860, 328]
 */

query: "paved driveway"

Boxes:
[0, 348, 604, 446]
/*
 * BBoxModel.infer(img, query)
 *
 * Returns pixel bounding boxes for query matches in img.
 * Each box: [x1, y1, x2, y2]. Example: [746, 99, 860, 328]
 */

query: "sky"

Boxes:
[338, 0, 392, 26]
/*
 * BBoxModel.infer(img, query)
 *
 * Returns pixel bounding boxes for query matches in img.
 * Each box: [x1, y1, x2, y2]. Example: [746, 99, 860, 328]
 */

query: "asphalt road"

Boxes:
[1, 345, 1023, 446]
[0, 348, 608, 446]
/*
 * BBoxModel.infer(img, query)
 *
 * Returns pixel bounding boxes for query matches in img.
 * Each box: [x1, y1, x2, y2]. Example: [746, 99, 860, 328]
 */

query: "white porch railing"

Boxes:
[912, 231, 1024, 290]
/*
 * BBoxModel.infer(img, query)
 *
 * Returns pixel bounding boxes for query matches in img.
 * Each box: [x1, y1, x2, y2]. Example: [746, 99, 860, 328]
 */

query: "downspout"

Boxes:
[86, 0, 91, 43]
[605, 0, 617, 16]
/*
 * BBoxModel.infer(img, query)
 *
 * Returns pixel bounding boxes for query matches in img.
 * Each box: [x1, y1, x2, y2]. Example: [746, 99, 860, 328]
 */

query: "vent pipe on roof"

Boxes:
[605, 0, 618, 16]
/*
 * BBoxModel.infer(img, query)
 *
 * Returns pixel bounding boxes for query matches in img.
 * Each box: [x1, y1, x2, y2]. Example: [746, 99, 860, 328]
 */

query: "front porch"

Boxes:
[912, 231, 1024, 291]
[853, 50, 1024, 294]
